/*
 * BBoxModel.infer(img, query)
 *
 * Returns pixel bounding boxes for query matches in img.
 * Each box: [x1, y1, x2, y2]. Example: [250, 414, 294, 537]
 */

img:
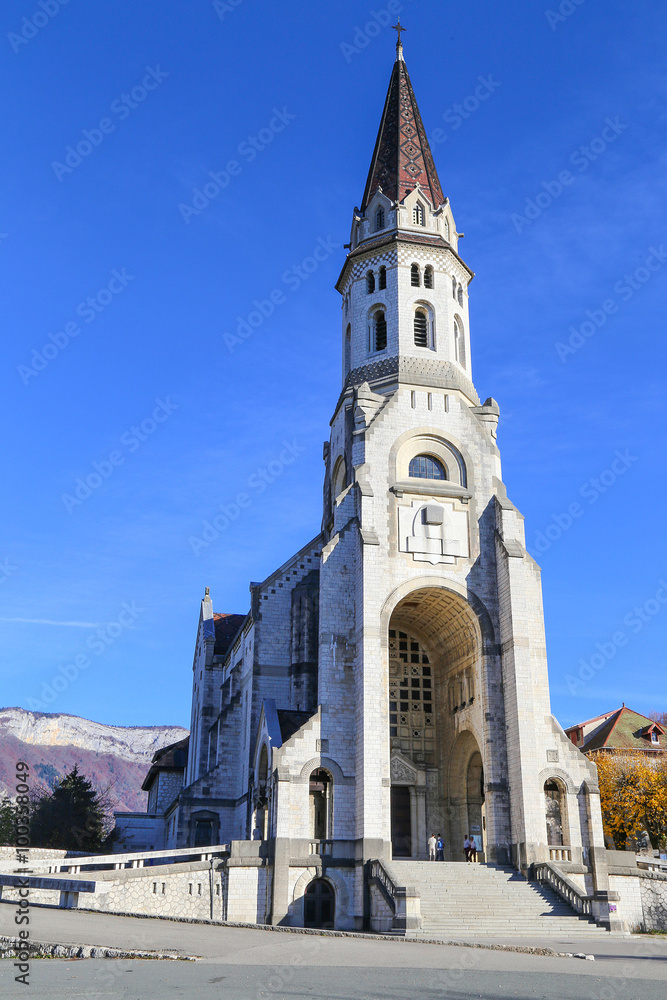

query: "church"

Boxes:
[145, 33, 619, 932]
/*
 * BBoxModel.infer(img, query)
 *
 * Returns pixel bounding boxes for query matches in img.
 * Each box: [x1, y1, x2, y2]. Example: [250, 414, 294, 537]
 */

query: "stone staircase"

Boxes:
[387, 861, 608, 937]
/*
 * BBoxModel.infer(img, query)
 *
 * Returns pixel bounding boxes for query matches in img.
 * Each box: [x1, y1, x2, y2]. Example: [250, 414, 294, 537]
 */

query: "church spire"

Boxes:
[360, 32, 445, 213]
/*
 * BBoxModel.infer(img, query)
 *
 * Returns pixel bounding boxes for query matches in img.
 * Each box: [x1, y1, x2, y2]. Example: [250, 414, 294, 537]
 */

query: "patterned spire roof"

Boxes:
[360, 51, 445, 212]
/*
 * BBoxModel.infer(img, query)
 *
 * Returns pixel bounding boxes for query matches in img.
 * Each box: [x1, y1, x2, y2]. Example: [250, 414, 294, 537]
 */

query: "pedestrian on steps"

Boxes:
[468, 834, 477, 863]
[428, 833, 436, 860]
[436, 835, 444, 861]
[463, 834, 472, 862]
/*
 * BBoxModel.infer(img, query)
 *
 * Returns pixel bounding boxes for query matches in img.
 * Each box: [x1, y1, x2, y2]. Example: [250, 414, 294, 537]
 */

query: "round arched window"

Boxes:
[408, 455, 446, 480]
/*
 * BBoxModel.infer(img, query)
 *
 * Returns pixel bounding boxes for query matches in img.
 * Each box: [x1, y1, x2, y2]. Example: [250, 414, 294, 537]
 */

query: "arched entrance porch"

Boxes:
[386, 586, 487, 860]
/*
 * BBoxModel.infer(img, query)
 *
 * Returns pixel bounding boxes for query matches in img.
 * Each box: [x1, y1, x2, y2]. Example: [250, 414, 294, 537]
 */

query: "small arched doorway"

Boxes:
[309, 769, 332, 840]
[544, 780, 565, 846]
[303, 878, 335, 929]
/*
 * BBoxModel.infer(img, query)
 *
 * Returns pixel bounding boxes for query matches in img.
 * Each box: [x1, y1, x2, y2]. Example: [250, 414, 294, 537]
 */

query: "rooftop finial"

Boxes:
[392, 18, 406, 60]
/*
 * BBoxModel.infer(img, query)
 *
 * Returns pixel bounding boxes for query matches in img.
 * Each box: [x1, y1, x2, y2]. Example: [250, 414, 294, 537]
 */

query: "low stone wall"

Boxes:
[369, 881, 394, 933]
[639, 871, 667, 931]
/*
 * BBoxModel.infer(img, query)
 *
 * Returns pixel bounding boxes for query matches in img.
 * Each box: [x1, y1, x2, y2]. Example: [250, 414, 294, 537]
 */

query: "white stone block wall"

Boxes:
[609, 873, 644, 931]
[226, 865, 268, 924]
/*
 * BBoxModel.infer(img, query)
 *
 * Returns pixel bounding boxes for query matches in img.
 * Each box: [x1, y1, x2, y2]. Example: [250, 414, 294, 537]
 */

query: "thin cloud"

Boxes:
[0, 618, 100, 628]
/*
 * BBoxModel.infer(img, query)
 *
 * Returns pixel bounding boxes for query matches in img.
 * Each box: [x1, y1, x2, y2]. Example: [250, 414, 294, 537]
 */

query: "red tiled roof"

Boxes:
[575, 706, 666, 753]
[361, 53, 445, 212]
[212, 613, 246, 657]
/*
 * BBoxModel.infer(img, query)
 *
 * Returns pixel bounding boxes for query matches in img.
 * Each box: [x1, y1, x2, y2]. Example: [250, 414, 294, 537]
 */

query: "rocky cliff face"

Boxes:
[0, 708, 188, 813]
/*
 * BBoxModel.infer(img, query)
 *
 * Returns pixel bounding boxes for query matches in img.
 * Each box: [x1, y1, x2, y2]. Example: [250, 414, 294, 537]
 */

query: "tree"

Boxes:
[649, 710, 667, 727]
[593, 751, 667, 851]
[0, 796, 14, 846]
[30, 765, 112, 852]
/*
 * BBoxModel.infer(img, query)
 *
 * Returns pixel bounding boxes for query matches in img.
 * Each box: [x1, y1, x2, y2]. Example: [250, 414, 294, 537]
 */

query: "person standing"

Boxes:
[463, 834, 471, 862]
[469, 834, 477, 863]
[428, 833, 437, 861]
[436, 835, 444, 861]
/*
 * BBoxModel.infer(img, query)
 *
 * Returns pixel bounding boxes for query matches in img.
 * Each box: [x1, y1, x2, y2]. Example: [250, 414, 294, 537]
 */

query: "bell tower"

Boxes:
[314, 31, 606, 889]
[337, 29, 476, 405]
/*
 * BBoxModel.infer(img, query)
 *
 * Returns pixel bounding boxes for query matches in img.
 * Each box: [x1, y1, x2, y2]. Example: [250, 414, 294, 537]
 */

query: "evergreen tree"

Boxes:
[30, 765, 107, 852]
[0, 796, 14, 846]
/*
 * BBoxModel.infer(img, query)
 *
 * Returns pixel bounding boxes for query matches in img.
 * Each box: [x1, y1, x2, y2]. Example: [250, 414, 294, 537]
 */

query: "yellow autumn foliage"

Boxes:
[592, 751, 667, 850]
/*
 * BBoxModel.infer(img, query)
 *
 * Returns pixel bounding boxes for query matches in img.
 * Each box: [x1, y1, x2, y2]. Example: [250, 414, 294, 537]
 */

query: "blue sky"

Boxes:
[1, 0, 666, 730]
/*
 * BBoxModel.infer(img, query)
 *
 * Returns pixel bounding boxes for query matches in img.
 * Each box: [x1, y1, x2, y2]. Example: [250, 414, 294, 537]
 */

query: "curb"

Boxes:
[0, 935, 197, 961]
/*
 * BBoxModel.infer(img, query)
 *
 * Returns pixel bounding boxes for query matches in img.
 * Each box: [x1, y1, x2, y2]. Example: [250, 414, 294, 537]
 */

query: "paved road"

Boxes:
[1, 903, 666, 999]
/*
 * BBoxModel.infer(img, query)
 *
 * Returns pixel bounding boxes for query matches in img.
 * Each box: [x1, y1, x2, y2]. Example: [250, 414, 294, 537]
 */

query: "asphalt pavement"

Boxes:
[1, 902, 665, 999]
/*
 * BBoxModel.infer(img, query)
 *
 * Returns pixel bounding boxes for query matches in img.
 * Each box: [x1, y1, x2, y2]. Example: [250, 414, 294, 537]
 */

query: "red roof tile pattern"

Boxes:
[361, 54, 445, 212]
[212, 613, 246, 657]
[570, 706, 666, 753]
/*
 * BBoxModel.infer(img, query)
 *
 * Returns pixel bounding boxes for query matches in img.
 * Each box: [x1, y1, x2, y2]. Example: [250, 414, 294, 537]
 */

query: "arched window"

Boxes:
[544, 780, 565, 846]
[424, 265, 434, 289]
[410, 263, 420, 287]
[332, 456, 346, 498]
[413, 201, 425, 226]
[457, 283, 463, 306]
[366, 270, 375, 294]
[413, 309, 428, 348]
[444, 217, 450, 240]
[408, 455, 447, 480]
[454, 317, 466, 367]
[378, 265, 387, 290]
[452, 275, 457, 299]
[344, 324, 351, 374]
[375, 206, 385, 231]
[373, 310, 387, 352]
[309, 769, 332, 840]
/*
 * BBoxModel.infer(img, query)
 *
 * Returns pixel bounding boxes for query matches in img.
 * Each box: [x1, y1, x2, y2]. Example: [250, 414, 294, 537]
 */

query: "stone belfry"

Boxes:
[312, 27, 607, 889]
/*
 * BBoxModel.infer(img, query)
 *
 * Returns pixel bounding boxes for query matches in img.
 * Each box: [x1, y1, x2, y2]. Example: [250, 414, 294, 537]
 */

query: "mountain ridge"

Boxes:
[0, 707, 188, 814]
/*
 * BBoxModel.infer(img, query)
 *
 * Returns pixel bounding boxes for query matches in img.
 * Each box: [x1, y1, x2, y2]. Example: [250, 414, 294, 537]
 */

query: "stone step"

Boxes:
[384, 860, 604, 937]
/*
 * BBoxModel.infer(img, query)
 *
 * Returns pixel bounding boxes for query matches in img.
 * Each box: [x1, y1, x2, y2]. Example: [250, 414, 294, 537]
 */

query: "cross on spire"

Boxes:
[392, 18, 406, 49]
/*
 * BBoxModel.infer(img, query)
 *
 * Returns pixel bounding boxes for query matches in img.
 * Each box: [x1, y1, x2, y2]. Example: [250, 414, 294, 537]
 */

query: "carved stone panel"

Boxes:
[398, 499, 469, 565]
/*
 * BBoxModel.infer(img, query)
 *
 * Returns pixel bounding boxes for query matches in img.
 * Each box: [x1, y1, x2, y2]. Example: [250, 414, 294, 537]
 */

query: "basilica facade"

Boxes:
[162, 38, 613, 931]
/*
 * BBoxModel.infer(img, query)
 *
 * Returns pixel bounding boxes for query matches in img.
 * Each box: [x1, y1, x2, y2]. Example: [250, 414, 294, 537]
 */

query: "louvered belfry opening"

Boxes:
[414, 309, 428, 347]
